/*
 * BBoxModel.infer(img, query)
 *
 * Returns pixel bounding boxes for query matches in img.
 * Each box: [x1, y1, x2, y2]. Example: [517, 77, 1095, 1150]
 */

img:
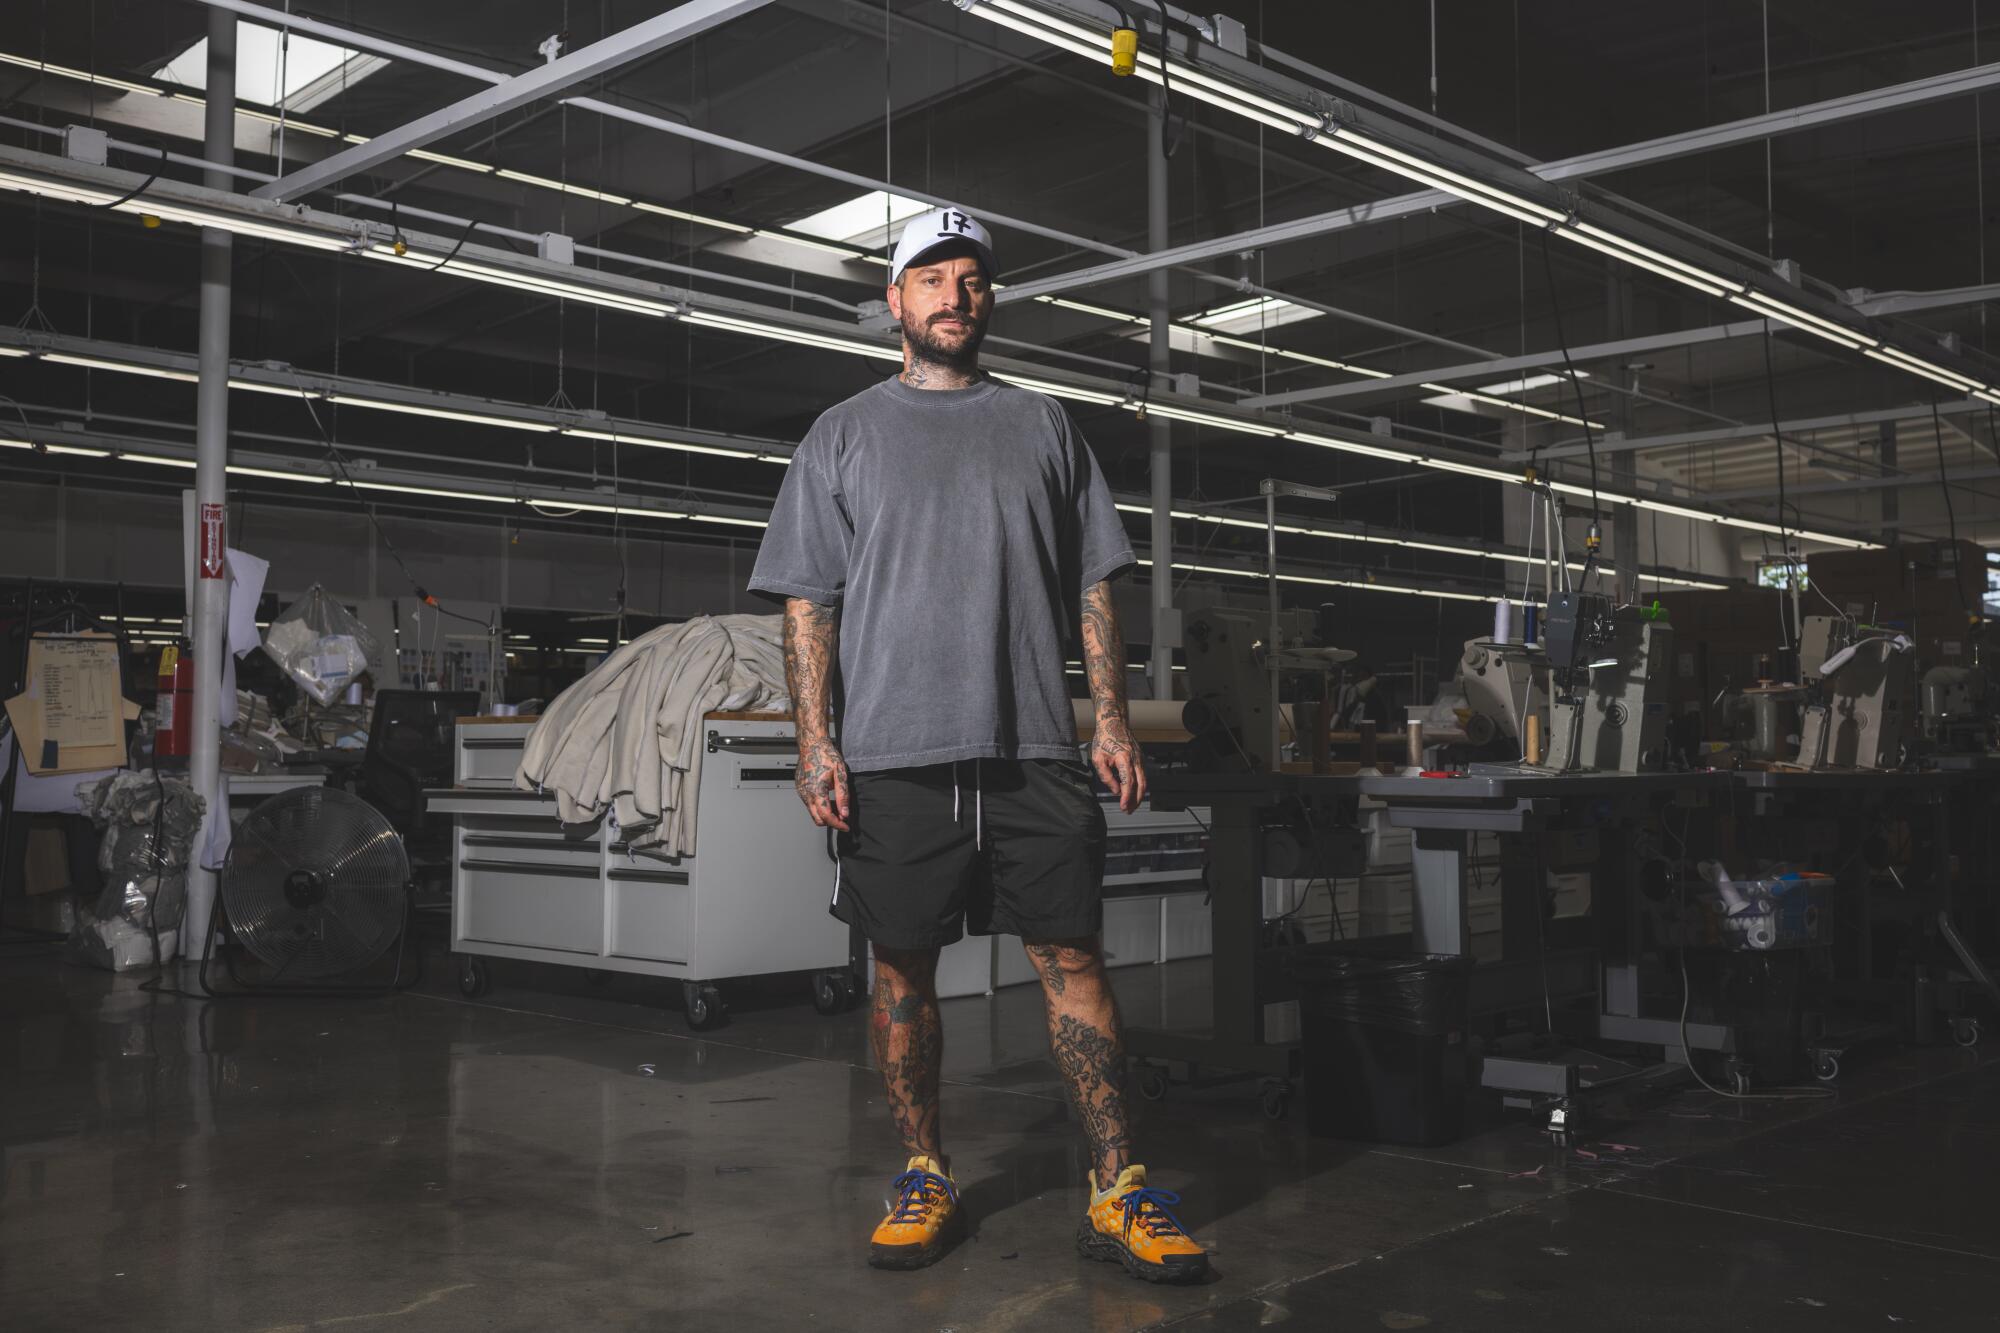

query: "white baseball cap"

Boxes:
[889, 206, 999, 283]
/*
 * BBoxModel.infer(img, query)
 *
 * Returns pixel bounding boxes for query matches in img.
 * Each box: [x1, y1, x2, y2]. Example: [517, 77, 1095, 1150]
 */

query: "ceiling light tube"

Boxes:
[1870, 345, 1984, 390]
[1571, 223, 1745, 293]
[1730, 292, 1871, 349]
[1863, 349, 1981, 392]
[1559, 227, 1731, 297]
[0, 50, 167, 98]
[364, 245, 676, 316]
[561, 426, 760, 459]
[1327, 129, 1566, 223]
[493, 169, 631, 205]
[1132, 402, 1286, 435]
[1284, 428, 1424, 463]
[991, 372, 1123, 404]
[681, 310, 901, 361]
[323, 393, 558, 432]
[44, 352, 198, 382]
[408, 148, 496, 173]
[753, 231, 873, 259]
[629, 200, 755, 234]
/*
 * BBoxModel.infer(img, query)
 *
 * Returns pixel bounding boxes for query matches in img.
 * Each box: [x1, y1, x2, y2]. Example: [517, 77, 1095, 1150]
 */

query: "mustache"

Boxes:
[928, 311, 976, 325]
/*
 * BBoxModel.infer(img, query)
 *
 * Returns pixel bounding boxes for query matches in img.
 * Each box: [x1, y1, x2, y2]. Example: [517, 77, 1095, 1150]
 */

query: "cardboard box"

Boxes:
[24, 822, 72, 896]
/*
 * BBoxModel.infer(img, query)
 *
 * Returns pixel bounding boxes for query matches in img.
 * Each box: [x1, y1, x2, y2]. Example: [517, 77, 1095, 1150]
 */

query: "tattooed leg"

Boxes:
[870, 945, 944, 1162]
[1027, 937, 1133, 1188]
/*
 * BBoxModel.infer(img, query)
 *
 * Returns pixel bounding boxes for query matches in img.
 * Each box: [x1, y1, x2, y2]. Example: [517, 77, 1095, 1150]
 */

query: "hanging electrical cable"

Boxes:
[1537, 231, 1601, 578]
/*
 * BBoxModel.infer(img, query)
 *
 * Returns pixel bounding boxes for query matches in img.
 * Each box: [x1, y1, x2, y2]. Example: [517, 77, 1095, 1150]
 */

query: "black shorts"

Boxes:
[830, 758, 1108, 951]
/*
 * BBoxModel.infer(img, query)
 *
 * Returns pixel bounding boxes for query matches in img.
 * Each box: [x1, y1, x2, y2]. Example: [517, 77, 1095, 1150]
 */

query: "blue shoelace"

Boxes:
[887, 1169, 957, 1225]
[1115, 1186, 1191, 1240]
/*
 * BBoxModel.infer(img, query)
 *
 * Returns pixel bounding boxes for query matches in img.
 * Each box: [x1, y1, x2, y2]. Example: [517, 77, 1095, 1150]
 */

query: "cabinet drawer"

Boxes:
[460, 830, 600, 868]
[459, 861, 604, 954]
[456, 727, 531, 787]
[606, 868, 693, 965]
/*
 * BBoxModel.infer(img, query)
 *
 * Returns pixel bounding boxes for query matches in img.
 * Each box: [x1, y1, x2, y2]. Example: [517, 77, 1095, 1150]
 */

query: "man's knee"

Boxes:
[1024, 936, 1107, 986]
[874, 945, 941, 992]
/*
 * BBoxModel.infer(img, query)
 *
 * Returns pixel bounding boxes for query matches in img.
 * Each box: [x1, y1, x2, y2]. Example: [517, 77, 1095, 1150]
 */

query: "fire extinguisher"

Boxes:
[156, 642, 193, 769]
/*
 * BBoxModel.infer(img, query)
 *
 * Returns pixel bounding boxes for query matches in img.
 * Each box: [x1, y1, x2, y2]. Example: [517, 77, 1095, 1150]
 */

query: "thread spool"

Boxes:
[1406, 718, 1424, 766]
[1493, 598, 1515, 645]
[1522, 604, 1540, 646]
[1524, 712, 1543, 765]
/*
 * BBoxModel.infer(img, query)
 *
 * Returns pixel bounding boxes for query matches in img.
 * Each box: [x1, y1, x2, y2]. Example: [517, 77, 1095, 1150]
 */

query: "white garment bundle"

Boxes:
[514, 614, 790, 855]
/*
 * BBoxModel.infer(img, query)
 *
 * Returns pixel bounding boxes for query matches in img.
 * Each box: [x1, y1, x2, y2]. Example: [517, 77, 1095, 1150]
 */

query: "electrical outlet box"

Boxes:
[62, 125, 108, 166]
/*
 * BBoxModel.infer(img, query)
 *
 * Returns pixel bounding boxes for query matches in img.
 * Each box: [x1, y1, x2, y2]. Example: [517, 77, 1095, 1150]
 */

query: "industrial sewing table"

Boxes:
[1146, 767, 1722, 1122]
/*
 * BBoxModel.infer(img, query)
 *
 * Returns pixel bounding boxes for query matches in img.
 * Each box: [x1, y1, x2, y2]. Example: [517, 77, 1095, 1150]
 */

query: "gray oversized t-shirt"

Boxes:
[748, 375, 1135, 772]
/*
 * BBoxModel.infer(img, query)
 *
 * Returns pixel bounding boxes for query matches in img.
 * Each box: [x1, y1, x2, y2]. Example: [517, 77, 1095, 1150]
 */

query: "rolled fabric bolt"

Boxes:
[1493, 599, 1514, 645]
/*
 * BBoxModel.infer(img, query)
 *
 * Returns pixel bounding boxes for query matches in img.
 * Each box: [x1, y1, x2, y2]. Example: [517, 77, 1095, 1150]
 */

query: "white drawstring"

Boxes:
[951, 760, 984, 850]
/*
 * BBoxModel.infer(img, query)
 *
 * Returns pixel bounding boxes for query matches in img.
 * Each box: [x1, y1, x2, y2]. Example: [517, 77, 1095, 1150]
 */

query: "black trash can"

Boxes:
[1290, 944, 1474, 1146]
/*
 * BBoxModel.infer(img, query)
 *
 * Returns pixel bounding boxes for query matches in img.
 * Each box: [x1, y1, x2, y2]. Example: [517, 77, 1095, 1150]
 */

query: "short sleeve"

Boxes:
[1065, 410, 1136, 591]
[747, 424, 851, 607]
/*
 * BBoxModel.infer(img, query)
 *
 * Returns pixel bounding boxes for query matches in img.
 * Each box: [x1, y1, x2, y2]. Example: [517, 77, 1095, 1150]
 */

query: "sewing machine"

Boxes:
[1538, 594, 1674, 774]
[1181, 606, 1356, 772]
[1456, 637, 1548, 753]
[1793, 616, 1914, 770]
[1920, 665, 1993, 752]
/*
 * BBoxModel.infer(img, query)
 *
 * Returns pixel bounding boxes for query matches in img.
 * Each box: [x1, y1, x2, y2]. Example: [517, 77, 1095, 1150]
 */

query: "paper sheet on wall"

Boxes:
[28, 636, 124, 749]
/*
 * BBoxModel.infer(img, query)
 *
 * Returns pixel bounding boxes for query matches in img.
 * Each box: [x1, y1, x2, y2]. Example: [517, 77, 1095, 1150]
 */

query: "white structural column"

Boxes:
[183, 10, 235, 957]
[1147, 90, 1175, 699]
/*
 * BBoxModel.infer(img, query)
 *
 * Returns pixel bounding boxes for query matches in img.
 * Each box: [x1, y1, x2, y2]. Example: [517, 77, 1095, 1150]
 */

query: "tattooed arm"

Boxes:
[783, 596, 850, 831]
[1081, 579, 1147, 814]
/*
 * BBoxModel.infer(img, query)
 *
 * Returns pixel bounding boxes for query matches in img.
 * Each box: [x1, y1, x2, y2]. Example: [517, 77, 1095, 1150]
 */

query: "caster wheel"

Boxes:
[456, 955, 491, 999]
[1259, 1083, 1294, 1121]
[1726, 1060, 1754, 1097]
[810, 971, 844, 1016]
[683, 982, 724, 1031]
[1138, 1066, 1170, 1102]
[836, 972, 861, 1011]
[585, 968, 614, 987]
[1953, 1017, 1981, 1049]
[1544, 1099, 1580, 1143]
[1813, 1052, 1841, 1083]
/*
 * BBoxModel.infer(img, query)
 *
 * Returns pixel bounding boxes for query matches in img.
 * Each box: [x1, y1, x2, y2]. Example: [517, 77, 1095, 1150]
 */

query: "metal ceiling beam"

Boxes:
[252, 0, 777, 202]
[1243, 320, 1769, 409]
[193, 0, 1131, 258]
[992, 54, 2000, 306]
[1508, 399, 1989, 464]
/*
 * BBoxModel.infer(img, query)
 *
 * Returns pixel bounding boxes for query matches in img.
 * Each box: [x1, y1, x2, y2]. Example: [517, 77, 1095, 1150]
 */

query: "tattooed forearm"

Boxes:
[784, 598, 849, 828]
[870, 950, 944, 1159]
[783, 597, 839, 743]
[1081, 580, 1146, 812]
[1080, 580, 1128, 727]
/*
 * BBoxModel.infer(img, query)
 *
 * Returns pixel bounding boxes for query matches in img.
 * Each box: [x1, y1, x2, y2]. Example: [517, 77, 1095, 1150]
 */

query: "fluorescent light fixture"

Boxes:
[1869, 345, 1984, 391]
[1132, 402, 1286, 435]
[494, 169, 632, 206]
[324, 393, 557, 432]
[1284, 428, 1425, 464]
[1730, 291, 1871, 350]
[787, 190, 928, 249]
[1323, 128, 1566, 226]
[1418, 384, 1588, 427]
[0, 168, 357, 250]
[44, 352, 198, 382]
[1202, 333, 1390, 378]
[362, 244, 676, 317]
[629, 200, 755, 234]
[0, 51, 165, 98]
[1188, 295, 1323, 335]
[1568, 223, 1744, 295]
[990, 372, 1123, 405]
[1037, 296, 1146, 324]
[1138, 557, 1489, 603]
[229, 378, 317, 397]
[229, 464, 330, 483]
[0, 347, 27, 358]
[683, 513, 770, 529]
[562, 426, 759, 460]
[407, 148, 493, 173]
[681, 310, 901, 361]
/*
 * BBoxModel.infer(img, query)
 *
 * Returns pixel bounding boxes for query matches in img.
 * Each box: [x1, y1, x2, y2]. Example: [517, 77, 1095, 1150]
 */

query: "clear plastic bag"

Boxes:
[262, 585, 380, 705]
[70, 772, 207, 972]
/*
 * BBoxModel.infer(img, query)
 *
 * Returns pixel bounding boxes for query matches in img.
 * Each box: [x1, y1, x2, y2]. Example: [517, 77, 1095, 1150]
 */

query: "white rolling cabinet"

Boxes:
[433, 713, 856, 1030]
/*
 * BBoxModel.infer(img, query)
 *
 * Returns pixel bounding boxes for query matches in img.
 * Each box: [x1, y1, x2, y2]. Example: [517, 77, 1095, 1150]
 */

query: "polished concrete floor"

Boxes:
[2, 939, 1995, 1331]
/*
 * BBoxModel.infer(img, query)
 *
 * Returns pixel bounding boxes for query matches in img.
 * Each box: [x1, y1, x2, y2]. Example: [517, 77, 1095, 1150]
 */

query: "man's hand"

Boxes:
[796, 736, 851, 831]
[1090, 715, 1148, 814]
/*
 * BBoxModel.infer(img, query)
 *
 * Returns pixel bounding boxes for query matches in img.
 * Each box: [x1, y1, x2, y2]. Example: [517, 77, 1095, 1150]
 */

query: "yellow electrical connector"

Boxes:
[140, 214, 161, 229]
[1110, 25, 1139, 76]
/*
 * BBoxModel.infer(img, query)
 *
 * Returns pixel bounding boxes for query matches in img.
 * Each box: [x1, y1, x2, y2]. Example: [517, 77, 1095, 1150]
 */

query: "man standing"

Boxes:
[748, 208, 1207, 1284]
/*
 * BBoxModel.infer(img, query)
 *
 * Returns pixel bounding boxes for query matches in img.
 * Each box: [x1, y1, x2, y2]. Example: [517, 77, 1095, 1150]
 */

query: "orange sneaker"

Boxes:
[868, 1155, 961, 1270]
[1077, 1165, 1209, 1283]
